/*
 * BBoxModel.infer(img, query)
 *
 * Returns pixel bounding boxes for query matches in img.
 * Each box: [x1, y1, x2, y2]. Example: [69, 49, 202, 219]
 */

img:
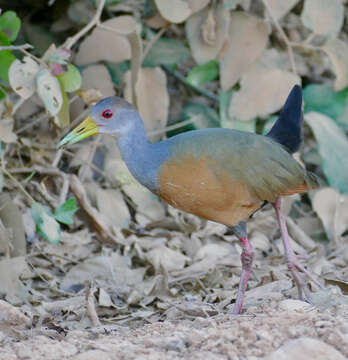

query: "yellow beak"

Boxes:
[59, 115, 99, 147]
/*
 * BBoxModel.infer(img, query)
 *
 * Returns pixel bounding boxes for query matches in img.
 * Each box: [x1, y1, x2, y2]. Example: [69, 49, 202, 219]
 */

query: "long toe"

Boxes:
[286, 257, 322, 304]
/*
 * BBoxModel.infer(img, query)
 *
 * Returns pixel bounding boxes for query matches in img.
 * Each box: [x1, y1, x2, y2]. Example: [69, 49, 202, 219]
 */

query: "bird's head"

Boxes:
[59, 96, 137, 146]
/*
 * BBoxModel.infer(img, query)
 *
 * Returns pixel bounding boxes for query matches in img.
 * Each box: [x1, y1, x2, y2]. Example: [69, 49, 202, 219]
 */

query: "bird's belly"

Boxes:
[158, 155, 263, 226]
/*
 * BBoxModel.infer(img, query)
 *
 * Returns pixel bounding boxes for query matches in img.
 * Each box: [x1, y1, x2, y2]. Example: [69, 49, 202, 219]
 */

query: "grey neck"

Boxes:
[115, 113, 169, 193]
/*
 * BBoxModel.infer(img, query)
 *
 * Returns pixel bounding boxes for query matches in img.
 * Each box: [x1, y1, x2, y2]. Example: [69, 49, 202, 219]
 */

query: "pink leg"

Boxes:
[232, 236, 254, 314]
[272, 197, 321, 302]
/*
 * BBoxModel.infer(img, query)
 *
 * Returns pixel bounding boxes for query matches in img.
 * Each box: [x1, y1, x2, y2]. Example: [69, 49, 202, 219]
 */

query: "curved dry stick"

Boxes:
[262, 0, 297, 76]
[62, 0, 106, 50]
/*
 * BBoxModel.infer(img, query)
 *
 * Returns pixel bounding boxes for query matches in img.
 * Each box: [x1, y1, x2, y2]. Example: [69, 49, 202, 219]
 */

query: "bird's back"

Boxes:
[155, 128, 316, 226]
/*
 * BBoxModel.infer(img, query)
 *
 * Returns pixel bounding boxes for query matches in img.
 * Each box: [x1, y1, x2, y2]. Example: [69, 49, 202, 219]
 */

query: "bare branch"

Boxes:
[0, 44, 33, 51]
[262, 0, 297, 76]
[62, 0, 106, 50]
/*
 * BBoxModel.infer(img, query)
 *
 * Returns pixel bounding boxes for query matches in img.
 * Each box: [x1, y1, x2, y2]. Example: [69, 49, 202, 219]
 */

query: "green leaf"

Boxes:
[0, 32, 16, 83]
[303, 84, 348, 121]
[57, 64, 82, 92]
[54, 197, 78, 225]
[106, 61, 130, 86]
[305, 112, 348, 194]
[186, 60, 219, 86]
[144, 0, 157, 18]
[0, 85, 6, 99]
[143, 38, 190, 66]
[31, 203, 61, 244]
[0, 11, 21, 42]
[54, 82, 70, 128]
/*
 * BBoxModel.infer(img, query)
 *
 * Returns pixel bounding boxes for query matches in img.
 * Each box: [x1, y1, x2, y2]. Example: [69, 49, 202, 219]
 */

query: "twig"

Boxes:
[62, 0, 106, 50]
[7, 165, 70, 205]
[79, 134, 102, 181]
[141, 26, 168, 64]
[163, 65, 219, 102]
[12, 97, 26, 116]
[0, 44, 33, 51]
[62, 149, 110, 180]
[59, 173, 70, 205]
[31, 181, 58, 208]
[86, 282, 101, 327]
[15, 112, 49, 134]
[16, 96, 83, 135]
[9, 165, 64, 176]
[289, 42, 322, 52]
[148, 116, 201, 137]
[21, 48, 47, 68]
[2, 168, 35, 204]
[52, 148, 63, 168]
[262, 0, 297, 75]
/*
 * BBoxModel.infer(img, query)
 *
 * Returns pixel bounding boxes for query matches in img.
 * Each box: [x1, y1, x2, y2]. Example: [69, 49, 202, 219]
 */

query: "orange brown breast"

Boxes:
[158, 155, 263, 227]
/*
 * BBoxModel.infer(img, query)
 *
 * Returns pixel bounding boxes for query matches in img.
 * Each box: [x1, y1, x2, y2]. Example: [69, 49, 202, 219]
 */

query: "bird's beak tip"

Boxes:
[58, 115, 99, 147]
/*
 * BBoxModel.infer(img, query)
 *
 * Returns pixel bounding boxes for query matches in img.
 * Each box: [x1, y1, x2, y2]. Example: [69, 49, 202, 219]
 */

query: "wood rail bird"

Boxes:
[60, 85, 320, 314]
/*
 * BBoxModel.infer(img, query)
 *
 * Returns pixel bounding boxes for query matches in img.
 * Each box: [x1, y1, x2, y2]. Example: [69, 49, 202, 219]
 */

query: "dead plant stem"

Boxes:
[262, 0, 297, 75]
[62, 0, 106, 50]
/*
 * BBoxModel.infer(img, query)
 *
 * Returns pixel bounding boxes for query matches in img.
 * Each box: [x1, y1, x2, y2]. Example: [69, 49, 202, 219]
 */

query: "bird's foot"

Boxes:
[286, 256, 322, 304]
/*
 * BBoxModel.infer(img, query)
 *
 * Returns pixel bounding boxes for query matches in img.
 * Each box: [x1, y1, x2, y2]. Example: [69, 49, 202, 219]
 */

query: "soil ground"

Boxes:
[1, 293, 348, 360]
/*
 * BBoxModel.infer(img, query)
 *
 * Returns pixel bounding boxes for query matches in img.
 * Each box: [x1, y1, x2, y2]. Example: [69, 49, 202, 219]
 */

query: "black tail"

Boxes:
[266, 85, 303, 154]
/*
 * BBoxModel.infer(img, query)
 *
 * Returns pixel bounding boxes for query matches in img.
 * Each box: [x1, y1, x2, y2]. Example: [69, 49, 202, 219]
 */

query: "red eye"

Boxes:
[102, 109, 113, 118]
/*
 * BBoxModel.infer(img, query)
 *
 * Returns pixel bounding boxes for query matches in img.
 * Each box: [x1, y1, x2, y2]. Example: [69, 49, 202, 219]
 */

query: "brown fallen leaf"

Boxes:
[324, 275, 348, 295]
[312, 187, 348, 247]
[0, 113, 17, 143]
[76, 88, 103, 105]
[61, 253, 146, 295]
[263, 0, 299, 20]
[0, 300, 31, 329]
[82, 64, 115, 97]
[185, 3, 230, 65]
[219, 12, 269, 91]
[145, 11, 170, 29]
[124, 67, 169, 141]
[96, 188, 131, 229]
[188, 0, 210, 13]
[146, 245, 190, 273]
[322, 38, 348, 91]
[301, 0, 344, 37]
[194, 243, 234, 262]
[243, 279, 293, 308]
[75, 16, 133, 65]
[154, 0, 192, 24]
[229, 52, 300, 120]
[123, 183, 165, 226]
[0, 256, 32, 303]
[0, 193, 26, 257]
